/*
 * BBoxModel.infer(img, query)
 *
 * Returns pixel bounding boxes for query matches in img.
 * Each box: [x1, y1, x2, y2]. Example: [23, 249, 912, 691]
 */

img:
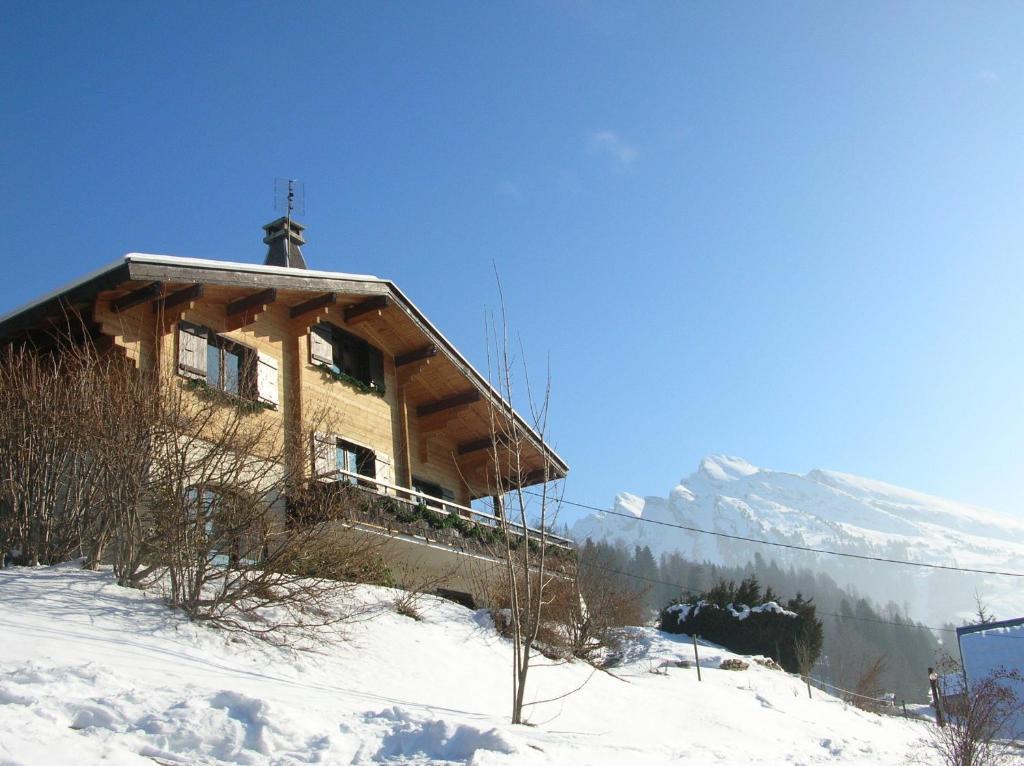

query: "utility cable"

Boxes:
[528, 491, 1024, 579]
[575, 560, 1024, 639]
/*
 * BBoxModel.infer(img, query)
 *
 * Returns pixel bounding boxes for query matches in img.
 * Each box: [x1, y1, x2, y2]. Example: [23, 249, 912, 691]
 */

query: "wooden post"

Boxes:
[692, 634, 702, 682]
[928, 667, 945, 728]
[806, 676, 812, 699]
[399, 387, 413, 488]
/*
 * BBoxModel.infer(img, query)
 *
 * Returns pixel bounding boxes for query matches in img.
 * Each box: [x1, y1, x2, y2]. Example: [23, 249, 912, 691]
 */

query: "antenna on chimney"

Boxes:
[274, 179, 305, 267]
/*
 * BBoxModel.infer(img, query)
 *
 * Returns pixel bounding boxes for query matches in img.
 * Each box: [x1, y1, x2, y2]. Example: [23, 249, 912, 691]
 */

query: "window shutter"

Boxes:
[256, 352, 279, 407]
[177, 322, 208, 380]
[309, 324, 334, 367]
[312, 432, 337, 480]
[368, 347, 385, 392]
[374, 452, 393, 493]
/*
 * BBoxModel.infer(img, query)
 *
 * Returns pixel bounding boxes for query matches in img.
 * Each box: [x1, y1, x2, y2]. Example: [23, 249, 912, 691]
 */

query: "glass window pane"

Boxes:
[337, 446, 356, 483]
[207, 344, 220, 388]
[223, 348, 241, 395]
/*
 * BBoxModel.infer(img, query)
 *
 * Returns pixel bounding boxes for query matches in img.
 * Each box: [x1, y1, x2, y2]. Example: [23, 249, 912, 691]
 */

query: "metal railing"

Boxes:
[319, 467, 574, 550]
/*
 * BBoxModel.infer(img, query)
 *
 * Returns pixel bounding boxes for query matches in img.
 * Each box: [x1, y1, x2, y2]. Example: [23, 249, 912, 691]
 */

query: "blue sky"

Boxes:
[3, 2, 1023, 520]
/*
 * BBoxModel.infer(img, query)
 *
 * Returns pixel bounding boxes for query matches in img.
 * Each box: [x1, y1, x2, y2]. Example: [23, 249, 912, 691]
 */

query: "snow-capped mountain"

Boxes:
[572, 455, 1024, 624]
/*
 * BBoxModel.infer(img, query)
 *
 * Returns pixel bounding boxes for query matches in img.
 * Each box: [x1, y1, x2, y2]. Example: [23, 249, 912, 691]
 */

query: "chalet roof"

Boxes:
[0, 252, 569, 480]
[957, 616, 1024, 639]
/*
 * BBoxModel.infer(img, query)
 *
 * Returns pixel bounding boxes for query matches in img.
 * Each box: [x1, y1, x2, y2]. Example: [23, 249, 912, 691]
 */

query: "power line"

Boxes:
[576, 559, 968, 635]
[534, 491, 1024, 579]
[581, 558, 1024, 639]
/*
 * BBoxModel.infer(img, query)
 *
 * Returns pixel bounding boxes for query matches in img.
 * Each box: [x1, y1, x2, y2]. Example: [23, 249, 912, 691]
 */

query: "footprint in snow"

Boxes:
[819, 737, 844, 756]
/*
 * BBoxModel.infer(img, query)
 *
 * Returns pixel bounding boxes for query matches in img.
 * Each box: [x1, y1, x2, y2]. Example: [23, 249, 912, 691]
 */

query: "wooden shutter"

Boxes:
[312, 432, 337, 480]
[368, 347, 385, 392]
[374, 452, 393, 493]
[309, 324, 334, 367]
[177, 322, 208, 380]
[256, 352, 279, 407]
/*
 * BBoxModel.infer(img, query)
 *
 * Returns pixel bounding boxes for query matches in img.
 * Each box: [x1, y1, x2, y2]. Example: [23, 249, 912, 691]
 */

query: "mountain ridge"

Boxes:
[572, 455, 1024, 623]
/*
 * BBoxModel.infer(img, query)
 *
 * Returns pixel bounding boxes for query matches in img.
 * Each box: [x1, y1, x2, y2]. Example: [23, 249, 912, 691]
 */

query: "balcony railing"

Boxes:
[305, 468, 574, 557]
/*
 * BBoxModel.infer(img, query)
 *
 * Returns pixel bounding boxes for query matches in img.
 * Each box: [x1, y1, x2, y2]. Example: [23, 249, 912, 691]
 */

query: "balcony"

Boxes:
[291, 468, 575, 567]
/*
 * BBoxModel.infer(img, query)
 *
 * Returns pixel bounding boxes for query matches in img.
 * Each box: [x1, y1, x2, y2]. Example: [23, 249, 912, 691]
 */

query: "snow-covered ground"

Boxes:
[1, 564, 934, 765]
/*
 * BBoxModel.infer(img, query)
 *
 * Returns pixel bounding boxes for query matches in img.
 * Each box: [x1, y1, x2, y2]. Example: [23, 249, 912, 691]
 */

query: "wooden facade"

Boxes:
[1, 253, 569, 507]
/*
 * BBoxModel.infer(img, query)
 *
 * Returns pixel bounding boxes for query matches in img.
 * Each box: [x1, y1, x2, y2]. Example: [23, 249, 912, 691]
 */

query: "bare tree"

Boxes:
[482, 274, 569, 725]
[973, 592, 996, 626]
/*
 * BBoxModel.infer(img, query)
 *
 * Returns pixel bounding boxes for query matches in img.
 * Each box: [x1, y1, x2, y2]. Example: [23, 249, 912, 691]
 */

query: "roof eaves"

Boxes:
[0, 257, 129, 328]
[0, 253, 569, 478]
[957, 616, 1024, 639]
[384, 280, 570, 476]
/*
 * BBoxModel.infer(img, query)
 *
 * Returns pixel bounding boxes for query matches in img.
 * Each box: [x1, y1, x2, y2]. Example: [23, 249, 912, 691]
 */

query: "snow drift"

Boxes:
[0, 563, 932, 765]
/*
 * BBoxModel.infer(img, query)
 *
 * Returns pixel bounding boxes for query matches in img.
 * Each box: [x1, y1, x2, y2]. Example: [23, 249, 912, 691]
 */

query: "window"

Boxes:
[336, 439, 376, 485]
[412, 476, 456, 510]
[207, 335, 251, 396]
[184, 485, 262, 567]
[310, 324, 385, 391]
[177, 322, 280, 407]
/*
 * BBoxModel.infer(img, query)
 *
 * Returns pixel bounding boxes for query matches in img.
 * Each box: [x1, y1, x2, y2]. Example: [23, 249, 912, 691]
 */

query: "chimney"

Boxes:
[262, 217, 308, 269]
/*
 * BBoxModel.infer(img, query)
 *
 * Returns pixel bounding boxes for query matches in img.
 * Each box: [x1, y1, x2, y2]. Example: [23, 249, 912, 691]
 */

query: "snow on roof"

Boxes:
[0, 253, 383, 327]
[0, 256, 125, 326]
[124, 253, 381, 283]
[0, 252, 569, 474]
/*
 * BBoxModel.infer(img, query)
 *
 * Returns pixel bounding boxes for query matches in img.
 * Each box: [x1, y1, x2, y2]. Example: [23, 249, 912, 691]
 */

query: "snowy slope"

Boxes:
[572, 456, 1024, 623]
[0, 564, 931, 765]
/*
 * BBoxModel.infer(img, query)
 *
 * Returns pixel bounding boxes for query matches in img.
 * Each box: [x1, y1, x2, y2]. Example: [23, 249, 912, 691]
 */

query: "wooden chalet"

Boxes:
[0, 218, 571, 601]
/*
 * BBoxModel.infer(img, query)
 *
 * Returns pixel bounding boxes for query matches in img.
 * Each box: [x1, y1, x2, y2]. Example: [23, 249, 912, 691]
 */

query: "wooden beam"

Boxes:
[396, 344, 437, 367]
[289, 292, 336, 319]
[457, 436, 494, 456]
[227, 288, 277, 316]
[507, 468, 555, 489]
[397, 359, 431, 385]
[111, 282, 163, 313]
[399, 388, 413, 487]
[153, 284, 203, 313]
[344, 295, 389, 324]
[416, 409, 462, 435]
[457, 433, 512, 456]
[416, 389, 480, 418]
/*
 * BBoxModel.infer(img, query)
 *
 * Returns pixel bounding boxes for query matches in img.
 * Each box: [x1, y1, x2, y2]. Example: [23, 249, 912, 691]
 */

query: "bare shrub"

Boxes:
[0, 343, 94, 566]
[852, 654, 888, 711]
[543, 564, 648, 663]
[138, 383, 389, 641]
[390, 563, 459, 622]
[927, 666, 1024, 766]
[0, 337, 153, 569]
[0, 333, 390, 642]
